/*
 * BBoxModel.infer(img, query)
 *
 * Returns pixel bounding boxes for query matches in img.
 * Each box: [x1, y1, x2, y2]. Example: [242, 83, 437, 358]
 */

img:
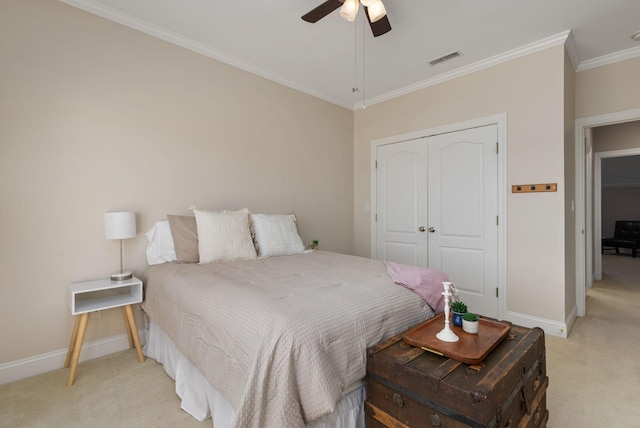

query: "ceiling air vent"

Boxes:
[429, 51, 461, 66]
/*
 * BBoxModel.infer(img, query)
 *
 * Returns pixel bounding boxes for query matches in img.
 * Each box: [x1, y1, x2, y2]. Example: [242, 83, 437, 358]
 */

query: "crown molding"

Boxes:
[55, 1, 640, 111]
[564, 30, 580, 71]
[577, 46, 640, 72]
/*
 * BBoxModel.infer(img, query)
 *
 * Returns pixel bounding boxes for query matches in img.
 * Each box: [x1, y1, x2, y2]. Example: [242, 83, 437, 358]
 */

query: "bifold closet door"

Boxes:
[375, 139, 428, 267]
[427, 125, 498, 317]
[375, 124, 498, 317]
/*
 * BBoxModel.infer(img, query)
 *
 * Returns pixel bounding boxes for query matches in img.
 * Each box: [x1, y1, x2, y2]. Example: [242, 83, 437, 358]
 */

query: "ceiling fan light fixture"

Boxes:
[301, 0, 391, 37]
[340, 0, 360, 22]
[364, 0, 386, 23]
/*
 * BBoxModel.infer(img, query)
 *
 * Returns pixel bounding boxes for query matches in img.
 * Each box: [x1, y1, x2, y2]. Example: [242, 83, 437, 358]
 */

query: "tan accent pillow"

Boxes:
[194, 208, 257, 264]
[167, 215, 199, 263]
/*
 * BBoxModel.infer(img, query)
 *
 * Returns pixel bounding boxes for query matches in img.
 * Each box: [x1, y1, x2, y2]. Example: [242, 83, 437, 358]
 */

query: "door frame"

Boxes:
[370, 113, 507, 319]
[594, 148, 640, 280]
[574, 108, 640, 317]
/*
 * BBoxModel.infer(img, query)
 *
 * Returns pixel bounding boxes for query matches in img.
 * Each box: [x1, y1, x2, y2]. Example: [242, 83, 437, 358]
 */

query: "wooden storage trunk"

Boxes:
[365, 322, 548, 428]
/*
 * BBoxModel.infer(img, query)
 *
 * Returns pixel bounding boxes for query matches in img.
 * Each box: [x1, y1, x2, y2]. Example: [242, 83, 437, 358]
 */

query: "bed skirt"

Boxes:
[144, 320, 366, 428]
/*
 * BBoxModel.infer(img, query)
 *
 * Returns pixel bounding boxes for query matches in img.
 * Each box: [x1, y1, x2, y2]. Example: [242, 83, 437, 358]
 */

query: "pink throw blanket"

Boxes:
[384, 261, 449, 314]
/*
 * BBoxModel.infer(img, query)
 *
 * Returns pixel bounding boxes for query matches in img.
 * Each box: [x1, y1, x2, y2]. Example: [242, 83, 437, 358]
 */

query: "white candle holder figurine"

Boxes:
[436, 281, 459, 343]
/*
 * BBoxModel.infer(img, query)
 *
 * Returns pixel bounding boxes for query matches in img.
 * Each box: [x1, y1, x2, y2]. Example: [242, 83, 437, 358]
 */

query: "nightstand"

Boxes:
[64, 276, 145, 386]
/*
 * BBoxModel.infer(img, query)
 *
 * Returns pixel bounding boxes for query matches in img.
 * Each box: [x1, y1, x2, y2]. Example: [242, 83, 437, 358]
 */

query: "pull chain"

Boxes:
[352, 17, 359, 94]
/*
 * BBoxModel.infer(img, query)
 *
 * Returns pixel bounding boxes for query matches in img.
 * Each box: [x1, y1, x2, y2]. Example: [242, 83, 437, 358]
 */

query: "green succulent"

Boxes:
[463, 312, 479, 322]
[450, 301, 467, 313]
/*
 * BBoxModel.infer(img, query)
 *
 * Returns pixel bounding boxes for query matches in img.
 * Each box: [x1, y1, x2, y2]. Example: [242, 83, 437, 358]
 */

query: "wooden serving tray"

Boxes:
[402, 313, 511, 365]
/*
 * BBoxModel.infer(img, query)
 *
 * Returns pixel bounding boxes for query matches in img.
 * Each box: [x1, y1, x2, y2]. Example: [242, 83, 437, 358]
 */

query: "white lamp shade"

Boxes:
[104, 211, 136, 240]
[340, 0, 359, 22]
[365, 0, 386, 23]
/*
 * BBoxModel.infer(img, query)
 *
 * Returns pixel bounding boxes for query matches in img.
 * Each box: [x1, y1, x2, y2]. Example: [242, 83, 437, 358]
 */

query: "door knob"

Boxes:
[419, 226, 426, 232]
[428, 227, 436, 233]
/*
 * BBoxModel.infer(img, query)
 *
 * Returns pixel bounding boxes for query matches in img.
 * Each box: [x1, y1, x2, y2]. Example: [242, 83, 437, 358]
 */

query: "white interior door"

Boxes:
[427, 125, 498, 317]
[375, 140, 428, 266]
[375, 125, 499, 317]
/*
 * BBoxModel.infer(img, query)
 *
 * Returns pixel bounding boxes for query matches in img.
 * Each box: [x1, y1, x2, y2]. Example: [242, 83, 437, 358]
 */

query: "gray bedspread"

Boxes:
[142, 251, 433, 427]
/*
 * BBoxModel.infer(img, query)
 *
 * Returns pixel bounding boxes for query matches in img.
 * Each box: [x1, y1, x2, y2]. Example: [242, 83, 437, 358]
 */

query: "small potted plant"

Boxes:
[462, 312, 479, 334]
[450, 301, 467, 327]
[308, 239, 319, 250]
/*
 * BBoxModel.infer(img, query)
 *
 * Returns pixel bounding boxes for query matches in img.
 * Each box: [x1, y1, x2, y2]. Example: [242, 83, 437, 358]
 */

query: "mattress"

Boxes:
[142, 251, 433, 427]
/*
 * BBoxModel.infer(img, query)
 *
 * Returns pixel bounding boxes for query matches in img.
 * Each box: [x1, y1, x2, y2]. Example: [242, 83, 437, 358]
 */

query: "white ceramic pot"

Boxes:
[462, 319, 479, 334]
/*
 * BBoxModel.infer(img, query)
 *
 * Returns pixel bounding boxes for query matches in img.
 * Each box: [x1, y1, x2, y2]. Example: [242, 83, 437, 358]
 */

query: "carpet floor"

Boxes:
[545, 253, 640, 427]
[0, 349, 207, 427]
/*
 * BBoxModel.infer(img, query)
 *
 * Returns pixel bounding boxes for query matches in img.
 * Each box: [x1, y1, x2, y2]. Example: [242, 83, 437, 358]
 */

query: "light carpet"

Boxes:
[0, 350, 207, 427]
[1, 254, 638, 427]
[545, 253, 640, 427]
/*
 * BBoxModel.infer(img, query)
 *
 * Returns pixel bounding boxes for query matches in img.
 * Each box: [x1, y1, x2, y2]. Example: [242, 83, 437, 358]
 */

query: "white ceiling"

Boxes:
[61, 0, 640, 109]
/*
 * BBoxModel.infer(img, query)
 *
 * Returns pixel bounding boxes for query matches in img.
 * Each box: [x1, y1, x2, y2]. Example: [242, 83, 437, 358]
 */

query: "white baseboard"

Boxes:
[0, 309, 575, 385]
[0, 329, 146, 385]
[504, 311, 570, 338]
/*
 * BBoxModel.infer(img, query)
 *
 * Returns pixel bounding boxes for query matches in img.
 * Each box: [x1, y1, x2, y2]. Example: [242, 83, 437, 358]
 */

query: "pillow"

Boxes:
[194, 208, 257, 264]
[167, 214, 199, 263]
[250, 213, 305, 257]
[145, 220, 177, 265]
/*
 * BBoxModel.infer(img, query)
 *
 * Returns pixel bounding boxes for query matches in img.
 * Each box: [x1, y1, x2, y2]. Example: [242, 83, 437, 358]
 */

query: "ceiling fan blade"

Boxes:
[302, 0, 344, 23]
[365, 8, 391, 37]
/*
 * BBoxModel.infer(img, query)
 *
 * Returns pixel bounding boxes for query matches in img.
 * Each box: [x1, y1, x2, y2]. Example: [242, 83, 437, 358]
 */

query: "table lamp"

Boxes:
[104, 211, 136, 281]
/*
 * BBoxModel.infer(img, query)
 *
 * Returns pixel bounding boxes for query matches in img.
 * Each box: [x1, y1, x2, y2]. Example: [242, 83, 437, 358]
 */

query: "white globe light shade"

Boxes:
[339, 0, 359, 22]
[366, 0, 387, 23]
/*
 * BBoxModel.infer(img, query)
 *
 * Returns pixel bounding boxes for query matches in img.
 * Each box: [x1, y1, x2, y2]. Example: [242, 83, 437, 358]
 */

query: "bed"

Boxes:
[141, 210, 442, 428]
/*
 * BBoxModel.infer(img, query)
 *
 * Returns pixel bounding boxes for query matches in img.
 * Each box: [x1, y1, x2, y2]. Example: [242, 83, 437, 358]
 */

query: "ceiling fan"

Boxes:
[302, 0, 392, 37]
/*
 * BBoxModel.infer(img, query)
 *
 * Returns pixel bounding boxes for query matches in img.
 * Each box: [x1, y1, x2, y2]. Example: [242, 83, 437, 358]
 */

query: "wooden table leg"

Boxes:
[67, 312, 89, 387]
[121, 306, 134, 348]
[64, 315, 81, 368]
[123, 304, 145, 363]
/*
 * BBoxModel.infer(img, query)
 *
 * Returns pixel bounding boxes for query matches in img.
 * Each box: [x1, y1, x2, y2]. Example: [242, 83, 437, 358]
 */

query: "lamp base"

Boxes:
[110, 271, 133, 282]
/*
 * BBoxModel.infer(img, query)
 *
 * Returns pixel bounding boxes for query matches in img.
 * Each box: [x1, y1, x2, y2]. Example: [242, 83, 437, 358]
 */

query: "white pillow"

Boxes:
[250, 213, 305, 257]
[145, 220, 177, 265]
[194, 208, 257, 264]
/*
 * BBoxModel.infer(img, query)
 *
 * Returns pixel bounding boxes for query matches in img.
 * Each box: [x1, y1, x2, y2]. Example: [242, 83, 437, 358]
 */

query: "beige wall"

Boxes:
[0, 1, 354, 364]
[601, 188, 640, 239]
[354, 46, 569, 324]
[4, 1, 640, 369]
[593, 121, 640, 152]
[576, 57, 640, 119]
